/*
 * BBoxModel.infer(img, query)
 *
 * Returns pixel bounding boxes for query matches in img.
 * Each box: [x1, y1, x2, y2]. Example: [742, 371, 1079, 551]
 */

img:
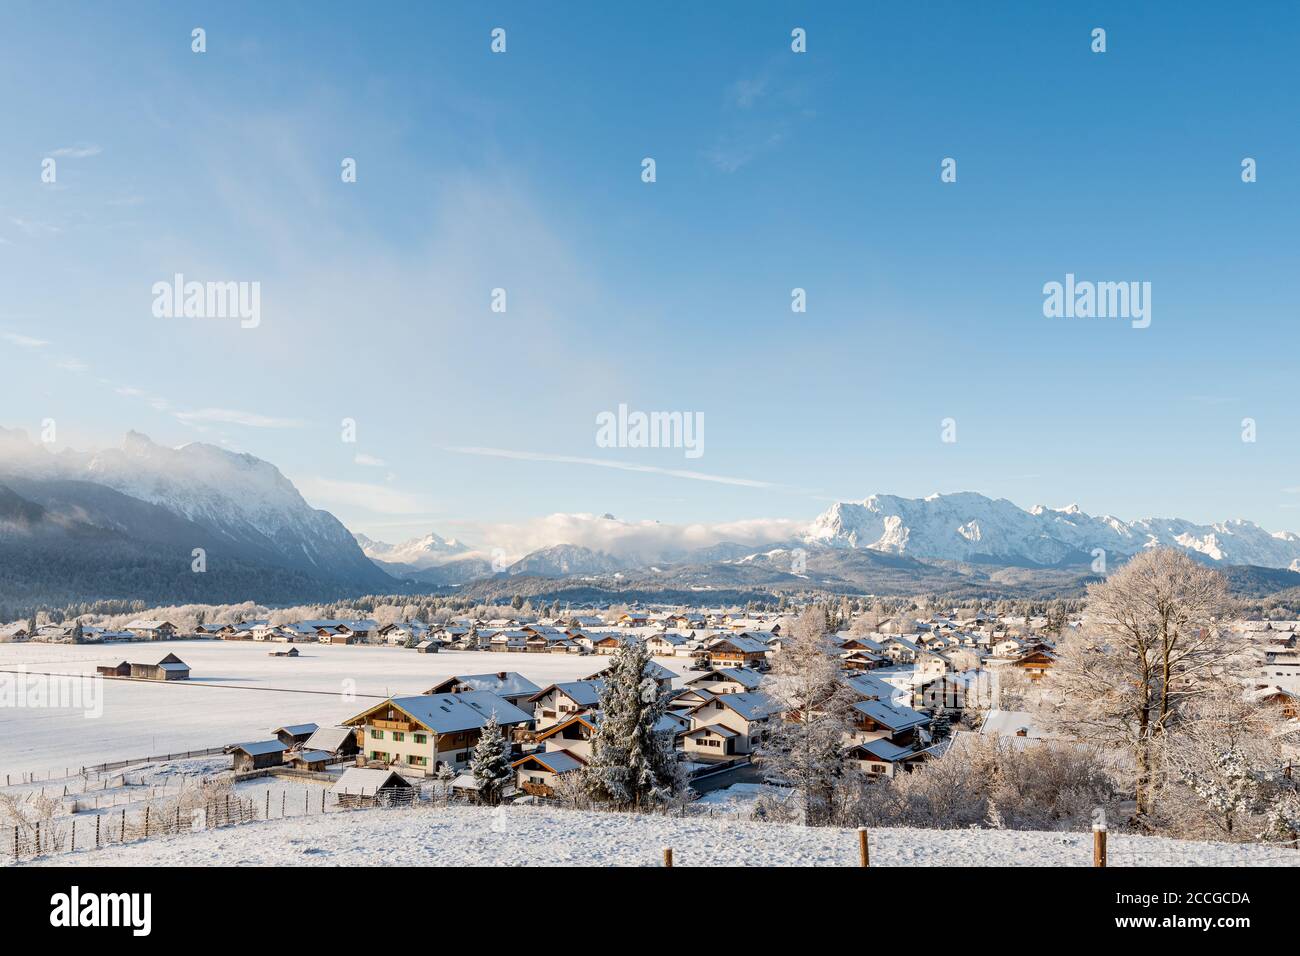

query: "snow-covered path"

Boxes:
[19, 804, 1300, 867]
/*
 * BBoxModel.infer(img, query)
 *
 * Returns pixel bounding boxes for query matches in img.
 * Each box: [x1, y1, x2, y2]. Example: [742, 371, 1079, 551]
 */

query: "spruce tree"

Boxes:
[469, 714, 512, 804]
[582, 639, 684, 808]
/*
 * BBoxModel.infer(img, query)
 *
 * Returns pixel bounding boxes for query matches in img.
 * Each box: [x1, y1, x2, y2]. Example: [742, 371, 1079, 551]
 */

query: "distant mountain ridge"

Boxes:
[0, 428, 394, 606]
[805, 492, 1300, 569]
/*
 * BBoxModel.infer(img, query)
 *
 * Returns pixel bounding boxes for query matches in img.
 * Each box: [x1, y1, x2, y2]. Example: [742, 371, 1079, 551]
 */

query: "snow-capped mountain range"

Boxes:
[0, 427, 388, 588]
[354, 530, 469, 569]
[805, 492, 1300, 569]
[5, 425, 1300, 607]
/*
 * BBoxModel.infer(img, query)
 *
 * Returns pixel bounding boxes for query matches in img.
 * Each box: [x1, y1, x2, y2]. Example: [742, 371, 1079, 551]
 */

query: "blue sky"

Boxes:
[1, 1, 1296, 550]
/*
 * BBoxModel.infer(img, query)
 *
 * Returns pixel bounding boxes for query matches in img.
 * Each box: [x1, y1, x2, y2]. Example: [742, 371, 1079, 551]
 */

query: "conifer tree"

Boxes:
[469, 714, 512, 804]
[582, 639, 685, 808]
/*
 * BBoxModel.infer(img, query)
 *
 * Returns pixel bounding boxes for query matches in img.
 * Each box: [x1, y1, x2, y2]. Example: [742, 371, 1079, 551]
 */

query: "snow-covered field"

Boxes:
[21, 803, 1300, 867]
[0, 641, 688, 776]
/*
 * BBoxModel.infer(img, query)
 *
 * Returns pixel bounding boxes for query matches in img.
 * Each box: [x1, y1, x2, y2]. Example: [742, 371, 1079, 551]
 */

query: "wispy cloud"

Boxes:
[8, 217, 60, 236]
[354, 453, 387, 467]
[172, 408, 306, 429]
[48, 144, 102, 158]
[445, 445, 780, 490]
[2, 332, 49, 348]
[55, 357, 88, 373]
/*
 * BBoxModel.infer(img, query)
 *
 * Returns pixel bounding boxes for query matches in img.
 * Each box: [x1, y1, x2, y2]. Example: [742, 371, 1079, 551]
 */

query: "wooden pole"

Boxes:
[858, 827, 870, 867]
[1093, 825, 1107, 867]
[662, 846, 673, 867]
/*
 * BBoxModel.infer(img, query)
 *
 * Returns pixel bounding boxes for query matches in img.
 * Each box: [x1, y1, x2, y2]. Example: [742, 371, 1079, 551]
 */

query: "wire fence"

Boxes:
[0, 780, 434, 864]
[1, 748, 226, 788]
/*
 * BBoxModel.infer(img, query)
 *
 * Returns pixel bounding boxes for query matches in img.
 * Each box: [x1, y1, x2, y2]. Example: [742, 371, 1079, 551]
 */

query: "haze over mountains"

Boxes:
[4, 427, 1300, 609]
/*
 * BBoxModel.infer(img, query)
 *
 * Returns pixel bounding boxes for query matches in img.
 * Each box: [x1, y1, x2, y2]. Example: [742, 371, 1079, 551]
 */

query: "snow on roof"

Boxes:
[853, 738, 915, 762]
[303, 725, 355, 752]
[291, 750, 332, 763]
[332, 768, 412, 796]
[708, 691, 781, 721]
[383, 691, 534, 733]
[710, 634, 768, 653]
[686, 667, 764, 690]
[584, 661, 676, 683]
[275, 723, 319, 737]
[530, 680, 605, 708]
[229, 739, 286, 757]
[427, 672, 543, 697]
[513, 750, 585, 774]
[852, 699, 930, 731]
[979, 709, 1054, 740]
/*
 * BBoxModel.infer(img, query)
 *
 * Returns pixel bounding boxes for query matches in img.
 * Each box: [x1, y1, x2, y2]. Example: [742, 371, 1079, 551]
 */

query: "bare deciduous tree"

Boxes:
[1042, 548, 1235, 822]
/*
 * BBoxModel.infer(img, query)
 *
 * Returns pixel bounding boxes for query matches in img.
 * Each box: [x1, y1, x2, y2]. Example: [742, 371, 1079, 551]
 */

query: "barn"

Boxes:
[227, 740, 287, 773]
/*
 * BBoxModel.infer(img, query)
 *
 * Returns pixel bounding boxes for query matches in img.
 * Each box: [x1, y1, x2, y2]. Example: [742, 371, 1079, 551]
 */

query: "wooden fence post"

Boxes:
[95, 815, 101, 849]
[857, 827, 870, 867]
[1093, 824, 1107, 867]
[120, 808, 126, 842]
[70, 821, 75, 853]
[662, 846, 673, 867]
[13, 825, 18, 862]
[266, 789, 270, 818]
[144, 806, 150, 837]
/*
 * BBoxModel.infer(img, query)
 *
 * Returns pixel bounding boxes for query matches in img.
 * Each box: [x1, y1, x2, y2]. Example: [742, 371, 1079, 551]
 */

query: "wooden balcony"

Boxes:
[372, 718, 418, 733]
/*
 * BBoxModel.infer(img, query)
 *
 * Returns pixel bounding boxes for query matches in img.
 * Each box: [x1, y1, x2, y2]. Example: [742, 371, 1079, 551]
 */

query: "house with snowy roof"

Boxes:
[424, 672, 542, 708]
[849, 699, 930, 749]
[685, 667, 764, 695]
[123, 619, 177, 641]
[344, 692, 533, 777]
[227, 739, 287, 773]
[527, 680, 606, 729]
[706, 634, 769, 668]
[682, 691, 782, 758]
[512, 750, 586, 797]
[848, 737, 927, 778]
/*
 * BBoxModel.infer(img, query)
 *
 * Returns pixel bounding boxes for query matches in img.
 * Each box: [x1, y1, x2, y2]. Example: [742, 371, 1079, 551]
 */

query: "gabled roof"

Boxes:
[528, 680, 605, 708]
[697, 691, 781, 722]
[275, 723, 319, 737]
[512, 750, 585, 774]
[685, 723, 739, 739]
[709, 634, 768, 654]
[125, 619, 174, 630]
[303, 725, 355, 752]
[686, 667, 764, 690]
[852, 699, 929, 731]
[289, 750, 332, 763]
[228, 740, 286, 757]
[331, 768, 412, 796]
[425, 672, 543, 698]
[347, 691, 533, 734]
[534, 713, 599, 741]
[851, 738, 915, 762]
[583, 660, 676, 684]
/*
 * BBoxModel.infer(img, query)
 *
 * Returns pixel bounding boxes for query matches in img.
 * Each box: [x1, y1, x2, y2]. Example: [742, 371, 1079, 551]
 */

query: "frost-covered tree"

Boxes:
[1178, 746, 1258, 838]
[759, 606, 856, 826]
[469, 714, 512, 804]
[582, 639, 685, 808]
[1042, 548, 1235, 821]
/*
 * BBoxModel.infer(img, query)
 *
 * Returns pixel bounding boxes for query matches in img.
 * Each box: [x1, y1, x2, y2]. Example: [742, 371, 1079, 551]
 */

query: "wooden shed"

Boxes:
[227, 740, 287, 773]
